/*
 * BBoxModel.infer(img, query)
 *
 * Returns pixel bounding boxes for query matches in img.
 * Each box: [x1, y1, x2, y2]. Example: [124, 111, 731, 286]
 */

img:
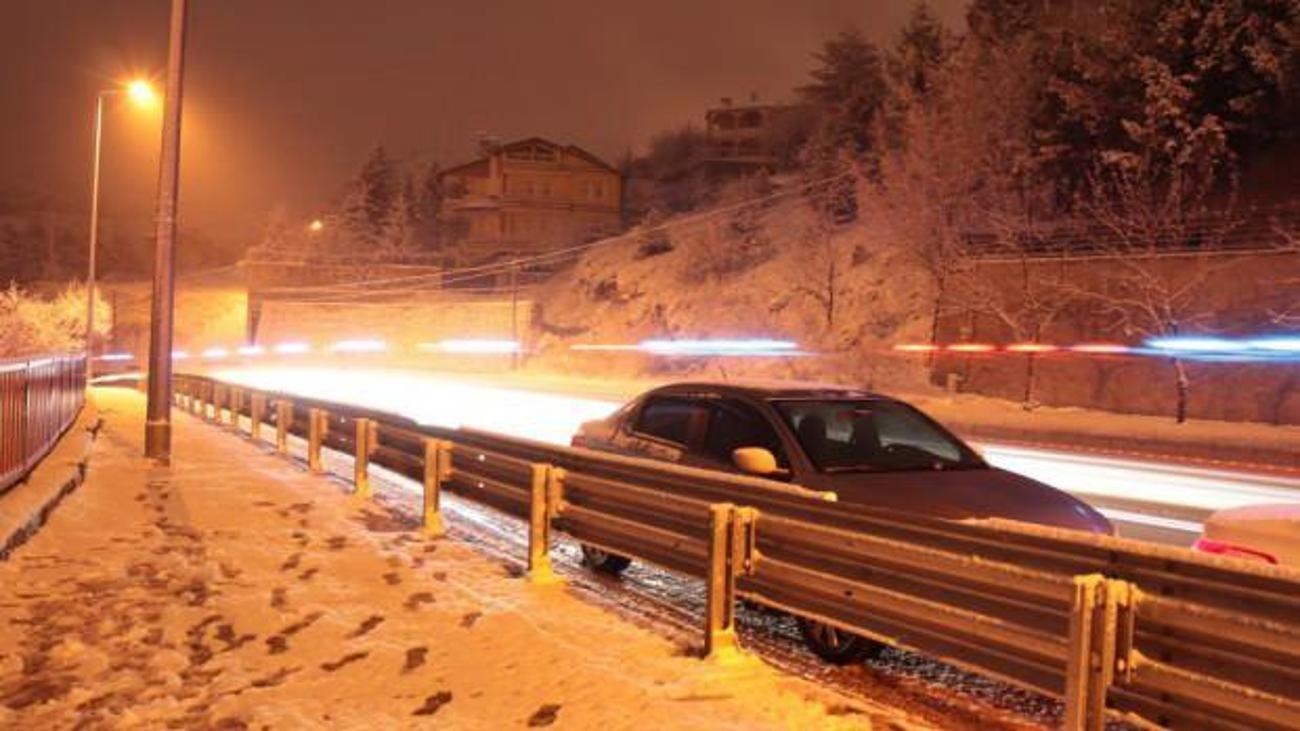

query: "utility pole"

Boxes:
[144, 0, 189, 463]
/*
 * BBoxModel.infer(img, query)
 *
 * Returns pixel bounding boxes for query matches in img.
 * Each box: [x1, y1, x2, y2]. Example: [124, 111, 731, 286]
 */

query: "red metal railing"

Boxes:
[0, 354, 86, 494]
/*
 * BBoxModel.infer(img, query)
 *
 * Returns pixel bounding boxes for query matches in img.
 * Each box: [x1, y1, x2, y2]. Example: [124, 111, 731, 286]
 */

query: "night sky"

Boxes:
[1, 0, 966, 248]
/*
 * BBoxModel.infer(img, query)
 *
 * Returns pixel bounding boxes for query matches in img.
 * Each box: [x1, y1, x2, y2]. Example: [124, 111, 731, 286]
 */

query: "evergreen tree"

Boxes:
[379, 176, 419, 255]
[258, 204, 295, 252]
[965, 0, 1039, 46]
[342, 145, 399, 247]
[889, 2, 954, 101]
[799, 28, 890, 160]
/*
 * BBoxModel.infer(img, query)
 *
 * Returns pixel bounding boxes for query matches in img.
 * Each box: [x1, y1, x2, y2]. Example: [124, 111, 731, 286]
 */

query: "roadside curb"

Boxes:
[0, 404, 101, 560]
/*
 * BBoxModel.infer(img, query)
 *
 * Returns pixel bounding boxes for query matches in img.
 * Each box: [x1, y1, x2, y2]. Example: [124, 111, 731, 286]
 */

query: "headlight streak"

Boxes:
[273, 341, 311, 355]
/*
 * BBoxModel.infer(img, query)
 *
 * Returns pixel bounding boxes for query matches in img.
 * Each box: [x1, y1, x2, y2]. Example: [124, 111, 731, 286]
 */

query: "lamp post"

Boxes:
[86, 79, 156, 379]
[144, 0, 189, 463]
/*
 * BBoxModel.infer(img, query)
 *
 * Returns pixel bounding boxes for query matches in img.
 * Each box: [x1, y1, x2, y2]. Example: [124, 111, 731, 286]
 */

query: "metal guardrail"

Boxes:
[0, 355, 86, 494]
[175, 374, 1300, 731]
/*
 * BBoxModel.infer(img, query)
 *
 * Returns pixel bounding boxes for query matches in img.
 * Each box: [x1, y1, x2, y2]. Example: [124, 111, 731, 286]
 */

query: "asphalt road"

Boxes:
[211, 365, 1300, 547]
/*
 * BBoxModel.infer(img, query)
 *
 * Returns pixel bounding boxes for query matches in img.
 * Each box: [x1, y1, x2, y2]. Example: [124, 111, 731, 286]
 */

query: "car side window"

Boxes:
[633, 397, 708, 446]
[701, 401, 788, 468]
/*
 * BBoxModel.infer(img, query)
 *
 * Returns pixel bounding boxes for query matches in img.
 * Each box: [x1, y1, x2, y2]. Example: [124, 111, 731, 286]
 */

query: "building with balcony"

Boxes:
[438, 137, 623, 263]
[703, 97, 809, 173]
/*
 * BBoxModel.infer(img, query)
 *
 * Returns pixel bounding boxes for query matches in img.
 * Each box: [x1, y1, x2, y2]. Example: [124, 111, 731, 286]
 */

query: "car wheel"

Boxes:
[580, 544, 632, 575]
[798, 619, 886, 664]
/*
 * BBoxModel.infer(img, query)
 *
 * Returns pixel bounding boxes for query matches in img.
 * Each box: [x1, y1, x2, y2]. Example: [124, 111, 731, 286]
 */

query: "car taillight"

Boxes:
[1193, 537, 1278, 565]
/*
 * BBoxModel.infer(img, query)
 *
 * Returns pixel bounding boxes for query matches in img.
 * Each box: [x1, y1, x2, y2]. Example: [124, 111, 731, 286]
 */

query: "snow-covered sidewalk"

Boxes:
[0, 388, 913, 730]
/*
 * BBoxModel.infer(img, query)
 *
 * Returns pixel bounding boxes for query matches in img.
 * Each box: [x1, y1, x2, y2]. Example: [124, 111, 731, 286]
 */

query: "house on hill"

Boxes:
[438, 137, 623, 264]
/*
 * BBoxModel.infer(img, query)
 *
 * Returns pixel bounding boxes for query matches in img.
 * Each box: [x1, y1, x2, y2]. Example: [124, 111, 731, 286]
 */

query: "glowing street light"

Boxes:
[308, 219, 325, 233]
[127, 79, 158, 106]
[85, 76, 158, 379]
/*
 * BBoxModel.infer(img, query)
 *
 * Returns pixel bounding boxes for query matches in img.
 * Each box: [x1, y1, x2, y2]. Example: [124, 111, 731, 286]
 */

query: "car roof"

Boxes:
[647, 379, 892, 402]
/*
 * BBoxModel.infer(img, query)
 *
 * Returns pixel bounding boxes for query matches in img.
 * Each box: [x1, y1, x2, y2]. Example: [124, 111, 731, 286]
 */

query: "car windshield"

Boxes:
[773, 399, 983, 473]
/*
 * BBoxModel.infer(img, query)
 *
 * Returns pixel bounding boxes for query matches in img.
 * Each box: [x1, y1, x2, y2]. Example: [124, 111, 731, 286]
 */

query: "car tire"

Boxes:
[798, 619, 886, 664]
[580, 544, 632, 575]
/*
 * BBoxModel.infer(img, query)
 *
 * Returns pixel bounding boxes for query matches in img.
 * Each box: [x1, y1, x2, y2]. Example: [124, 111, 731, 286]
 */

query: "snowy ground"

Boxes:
[0, 388, 924, 730]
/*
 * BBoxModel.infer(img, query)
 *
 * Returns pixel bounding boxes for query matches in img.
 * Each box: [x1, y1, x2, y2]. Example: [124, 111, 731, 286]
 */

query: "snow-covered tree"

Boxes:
[341, 145, 399, 248]
[378, 178, 419, 256]
[888, 2, 955, 102]
[799, 27, 890, 173]
[258, 204, 298, 253]
[1069, 162, 1244, 423]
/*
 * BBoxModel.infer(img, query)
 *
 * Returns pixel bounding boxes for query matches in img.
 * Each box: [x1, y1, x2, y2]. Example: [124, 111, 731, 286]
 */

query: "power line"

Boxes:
[252, 171, 855, 298]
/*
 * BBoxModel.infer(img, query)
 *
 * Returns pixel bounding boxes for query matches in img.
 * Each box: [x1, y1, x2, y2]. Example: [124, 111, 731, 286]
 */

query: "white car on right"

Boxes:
[1194, 503, 1300, 566]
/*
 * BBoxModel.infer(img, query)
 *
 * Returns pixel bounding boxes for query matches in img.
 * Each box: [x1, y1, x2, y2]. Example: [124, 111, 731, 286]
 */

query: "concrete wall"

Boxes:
[109, 283, 248, 356]
[932, 250, 1300, 424]
[255, 297, 532, 352]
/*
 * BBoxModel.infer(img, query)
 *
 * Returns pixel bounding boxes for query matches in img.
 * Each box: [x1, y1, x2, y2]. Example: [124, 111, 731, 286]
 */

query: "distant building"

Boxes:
[438, 137, 623, 263]
[702, 96, 808, 174]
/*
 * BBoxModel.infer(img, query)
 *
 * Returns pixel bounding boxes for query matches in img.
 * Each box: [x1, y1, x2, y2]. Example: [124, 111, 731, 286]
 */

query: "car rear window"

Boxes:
[634, 397, 707, 446]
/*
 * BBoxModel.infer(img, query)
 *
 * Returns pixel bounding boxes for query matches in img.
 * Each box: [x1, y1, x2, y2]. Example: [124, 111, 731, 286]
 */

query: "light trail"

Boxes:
[211, 365, 1300, 544]
[977, 444, 1300, 513]
[214, 366, 617, 446]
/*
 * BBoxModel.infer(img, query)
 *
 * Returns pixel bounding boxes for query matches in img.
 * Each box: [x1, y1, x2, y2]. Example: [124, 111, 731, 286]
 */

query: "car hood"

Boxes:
[801, 466, 1112, 534]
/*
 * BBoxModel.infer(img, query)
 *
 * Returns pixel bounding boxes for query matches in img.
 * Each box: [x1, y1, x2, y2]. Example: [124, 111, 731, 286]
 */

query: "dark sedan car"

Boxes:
[571, 380, 1112, 662]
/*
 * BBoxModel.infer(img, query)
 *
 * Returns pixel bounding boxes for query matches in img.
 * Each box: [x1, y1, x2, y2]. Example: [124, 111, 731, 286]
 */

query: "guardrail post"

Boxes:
[307, 408, 327, 473]
[216, 385, 228, 425]
[203, 383, 215, 422]
[705, 503, 741, 661]
[250, 394, 264, 442]
[353, 418, 373, 498]
[422, 439, 449, 536]
[276, 399, 291, 454]
[228, 388, 241, 431]
[546, 466, 566, 521]
[1064, 574, 1120, 731]
[526, 463, 561, 585]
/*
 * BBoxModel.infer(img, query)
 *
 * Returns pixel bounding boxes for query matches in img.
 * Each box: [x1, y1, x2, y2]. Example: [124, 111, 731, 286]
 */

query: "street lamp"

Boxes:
[86, 77, 156, 378]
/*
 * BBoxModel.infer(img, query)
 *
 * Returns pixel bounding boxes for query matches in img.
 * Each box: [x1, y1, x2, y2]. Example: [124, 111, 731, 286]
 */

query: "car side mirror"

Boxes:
[732, 447, 781, 476]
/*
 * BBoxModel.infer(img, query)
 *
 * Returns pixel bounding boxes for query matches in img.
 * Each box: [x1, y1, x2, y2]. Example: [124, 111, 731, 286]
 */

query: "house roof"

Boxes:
[440, 136, 618, 178]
